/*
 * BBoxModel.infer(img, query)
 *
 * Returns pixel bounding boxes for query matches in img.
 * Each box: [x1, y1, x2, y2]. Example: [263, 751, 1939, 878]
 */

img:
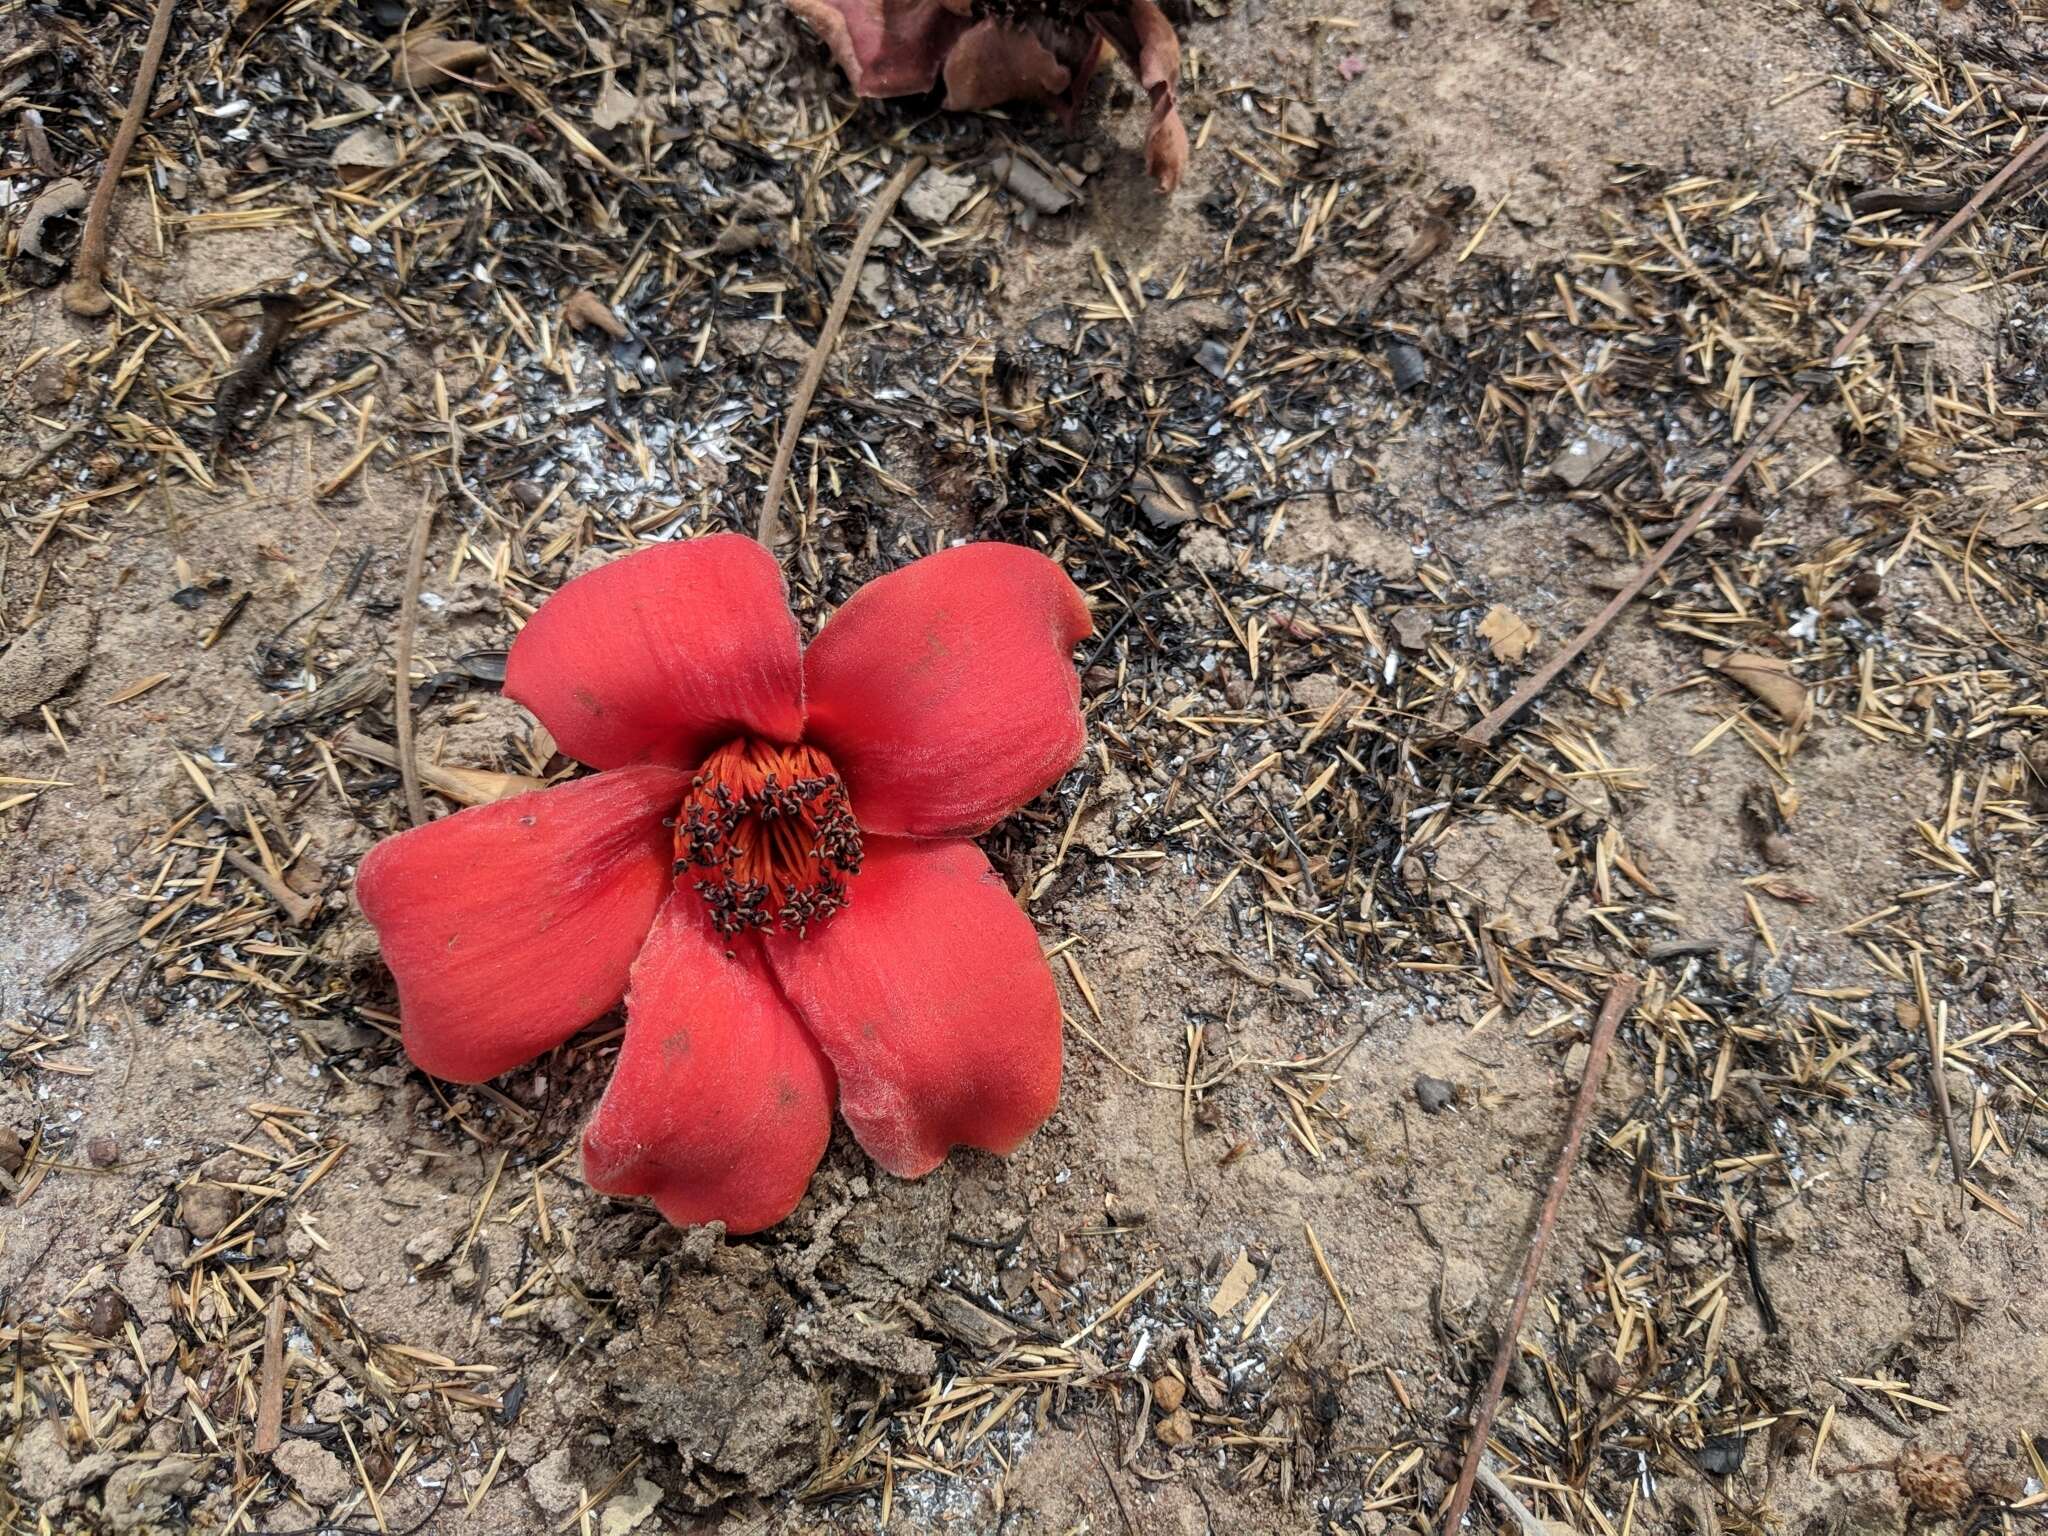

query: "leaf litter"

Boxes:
[3, 0, 2048, 1533]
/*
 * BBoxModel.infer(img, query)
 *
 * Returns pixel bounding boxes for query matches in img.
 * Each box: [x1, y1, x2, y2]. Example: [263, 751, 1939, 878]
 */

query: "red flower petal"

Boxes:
[356, 766, 687, 1083]
[503, 534, 804, 771]
[762, 837, 1061, 1178]
[785, 0, 973, 99]
[801, 544, 1091, 838]
[582, 891, 835, 1233]
[940, 19, 1072, 112]
[1096, 0, 1188, 192]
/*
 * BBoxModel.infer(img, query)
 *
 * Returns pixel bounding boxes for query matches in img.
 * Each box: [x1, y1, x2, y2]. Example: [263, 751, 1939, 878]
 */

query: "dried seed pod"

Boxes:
[1895, 1446, 1970, 1516]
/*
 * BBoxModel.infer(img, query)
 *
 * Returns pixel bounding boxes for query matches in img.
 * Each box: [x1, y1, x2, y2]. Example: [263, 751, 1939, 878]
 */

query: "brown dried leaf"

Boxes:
[1180, 1339, 1227, 1409]
[1187, 1365, 1226, 1410]
[1987, 502, 2047, 548]
[591, 80, 641, 131]
[941, 20, 1068, 111]
[1477, 603, 1537, 663]
[1704, 648, 1812, 728]
[1131, 466, 1199, 529]
[561, 289, 626, 340]
[1122, 0, 1188, 192]
[1207, 1250, 1257, 1316]
[392, 34, 495, 91]
[1751, 876, 1816, 905]
[331, 127, 399, 182]
[787, 0, 1184, 192]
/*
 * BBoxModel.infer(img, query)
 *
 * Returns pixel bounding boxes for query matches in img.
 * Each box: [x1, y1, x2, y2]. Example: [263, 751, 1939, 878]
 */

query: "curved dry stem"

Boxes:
[64, 0, 180, 317]
[757, 155, 928, 557]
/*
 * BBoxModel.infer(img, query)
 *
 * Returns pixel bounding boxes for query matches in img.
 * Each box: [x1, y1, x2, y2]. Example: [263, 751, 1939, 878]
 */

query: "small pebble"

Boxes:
[177, 1183, 240, 1240]
[1413, 1075, 1456, 1114]
[405, 1225, 457, 1267]
[87, 1291, 125, 1336]
[1055, 1237, 1087, 1283]
[1385, 341, 1428, 392]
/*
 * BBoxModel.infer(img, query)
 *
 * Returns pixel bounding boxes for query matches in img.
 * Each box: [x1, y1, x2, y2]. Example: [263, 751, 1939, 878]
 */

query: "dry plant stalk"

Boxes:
[394, 496, 436, 826]
[64, 0, 181, 316]
[1439, 974, 1641, 1536]
[757, 155, 928, 556]
[223, 850, 319, 926]
[1461, 127, 2048, 750]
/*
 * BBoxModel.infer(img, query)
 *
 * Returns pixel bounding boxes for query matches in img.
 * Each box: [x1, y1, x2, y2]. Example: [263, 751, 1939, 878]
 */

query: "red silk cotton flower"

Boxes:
[357, 536, 1091, 1234]
[787, 0, 1190, 192]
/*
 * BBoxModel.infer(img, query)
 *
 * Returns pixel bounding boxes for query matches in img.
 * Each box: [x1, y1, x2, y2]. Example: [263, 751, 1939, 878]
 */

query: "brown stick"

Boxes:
[1460, 128, 2048, 750]
[64, 0, 180, 317]
[394, 495, 435, 827]
[1438, 974, 1640, 1536]
[756, 154, 926, 556]
[223, 849, 320, 926]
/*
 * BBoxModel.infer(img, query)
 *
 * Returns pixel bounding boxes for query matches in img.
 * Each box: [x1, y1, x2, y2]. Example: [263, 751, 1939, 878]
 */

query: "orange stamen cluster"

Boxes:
[676, 738, 862, 936]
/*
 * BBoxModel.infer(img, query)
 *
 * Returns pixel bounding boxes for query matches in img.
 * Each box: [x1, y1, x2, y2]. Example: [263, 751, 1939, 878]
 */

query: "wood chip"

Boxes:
[1207, 1249, 1257, 1317]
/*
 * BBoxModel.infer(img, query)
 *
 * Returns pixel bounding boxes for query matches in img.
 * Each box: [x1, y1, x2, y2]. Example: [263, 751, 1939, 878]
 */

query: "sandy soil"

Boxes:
[4, 0, 2046, 1532]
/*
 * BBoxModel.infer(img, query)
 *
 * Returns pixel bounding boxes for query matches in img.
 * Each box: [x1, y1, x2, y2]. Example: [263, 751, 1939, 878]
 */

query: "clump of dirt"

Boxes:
[1420, 813, 1571, 941]
[0, 606, 96, 720]
[566, 1224, 821, 1513]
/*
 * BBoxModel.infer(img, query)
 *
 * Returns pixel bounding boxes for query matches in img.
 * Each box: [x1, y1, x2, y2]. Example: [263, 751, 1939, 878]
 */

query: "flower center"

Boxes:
[975, 0, 1091, 25]
[675, 738, 862, 937]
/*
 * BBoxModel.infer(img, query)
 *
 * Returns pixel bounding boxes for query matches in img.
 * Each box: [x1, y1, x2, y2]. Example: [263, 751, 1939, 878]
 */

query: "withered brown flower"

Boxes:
[786, 0, 1189, 192]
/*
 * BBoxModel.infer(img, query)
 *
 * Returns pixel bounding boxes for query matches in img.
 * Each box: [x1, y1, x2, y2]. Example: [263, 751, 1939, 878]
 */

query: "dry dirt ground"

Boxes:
[4, 0, 2048, 1532]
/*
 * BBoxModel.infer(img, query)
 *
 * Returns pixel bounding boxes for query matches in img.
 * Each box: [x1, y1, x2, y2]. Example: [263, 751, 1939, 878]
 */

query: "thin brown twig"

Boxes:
[1439, 974, 1640, 1536]
[756, 154, 927, 556]
[394, 494, 435, 828]
[63, 0, 180, 317]
[1461, 127, 2048, 750]
[1087, 1423, 1139, 1536]
[223, 849, 320, 926]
